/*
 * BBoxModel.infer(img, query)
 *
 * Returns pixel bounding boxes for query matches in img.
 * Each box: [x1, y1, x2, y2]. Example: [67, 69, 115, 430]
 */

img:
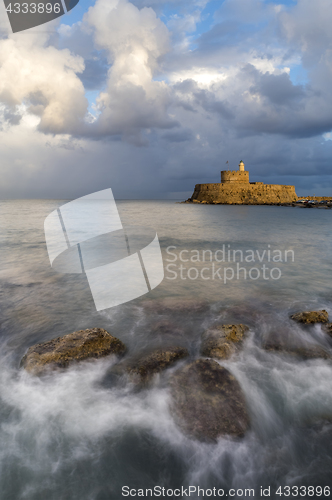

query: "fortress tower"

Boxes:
[220, 160, 249, 184]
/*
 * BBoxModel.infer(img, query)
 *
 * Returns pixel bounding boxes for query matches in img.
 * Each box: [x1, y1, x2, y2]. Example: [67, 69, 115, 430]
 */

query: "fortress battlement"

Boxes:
[220, 170, 249, 183]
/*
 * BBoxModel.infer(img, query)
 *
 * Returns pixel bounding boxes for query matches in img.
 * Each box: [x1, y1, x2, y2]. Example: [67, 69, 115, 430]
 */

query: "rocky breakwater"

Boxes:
[20, 317, 251, 443]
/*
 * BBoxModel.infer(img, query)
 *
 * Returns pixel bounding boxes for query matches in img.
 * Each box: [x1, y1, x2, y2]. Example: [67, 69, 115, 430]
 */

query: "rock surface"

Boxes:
[290, 310, 329, 324]
[170, 359, 250, 442]
[322, 323, 332, 337]
[126, 346, 189, 381]
[21, 328, 126, 375]
[150, 320, 185, 338]
[201, 324, 249, 359]
[263, 331, 331, 360]
[142, 298, 209, 315]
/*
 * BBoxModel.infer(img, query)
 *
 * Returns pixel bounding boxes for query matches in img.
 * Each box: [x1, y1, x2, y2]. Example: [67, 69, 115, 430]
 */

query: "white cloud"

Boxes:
[0, 32, 87, 134]
[85, 0, 176, 144]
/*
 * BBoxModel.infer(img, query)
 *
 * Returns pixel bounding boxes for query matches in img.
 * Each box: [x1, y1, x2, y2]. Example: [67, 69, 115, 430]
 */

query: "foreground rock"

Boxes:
[201, 324, 249, 359]
[263, 331, 331, 360]
[290, 310, 329, 324]
[170, 359, 250, 442]
[21, 328, 126, 375]
[126, 346, 189, 381]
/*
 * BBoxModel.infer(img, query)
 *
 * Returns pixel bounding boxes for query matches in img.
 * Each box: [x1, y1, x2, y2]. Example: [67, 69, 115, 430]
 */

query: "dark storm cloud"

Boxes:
[161, 128, 194, 142]
[235, 65, 332, 138]
[173, 80, 233, 120]
[250, 71, 305, 106]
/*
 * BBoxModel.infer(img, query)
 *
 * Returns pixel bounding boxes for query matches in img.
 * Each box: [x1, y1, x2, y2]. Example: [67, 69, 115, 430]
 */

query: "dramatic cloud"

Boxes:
[0, 32, 87, 134]
[84, 0, 177, 144]
[0, 0, 332, 198]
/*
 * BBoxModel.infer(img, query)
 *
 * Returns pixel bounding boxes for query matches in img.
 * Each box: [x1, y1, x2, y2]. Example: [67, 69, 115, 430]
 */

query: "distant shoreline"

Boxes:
[180, 199, 332, 208]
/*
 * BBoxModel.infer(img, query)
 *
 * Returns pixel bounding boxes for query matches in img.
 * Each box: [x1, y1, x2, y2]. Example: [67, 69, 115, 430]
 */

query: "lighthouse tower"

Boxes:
[220, 160, 249, 183]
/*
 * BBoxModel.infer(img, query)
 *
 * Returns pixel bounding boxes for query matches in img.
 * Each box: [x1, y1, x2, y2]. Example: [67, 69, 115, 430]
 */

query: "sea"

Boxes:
[0, 199, 332, 500]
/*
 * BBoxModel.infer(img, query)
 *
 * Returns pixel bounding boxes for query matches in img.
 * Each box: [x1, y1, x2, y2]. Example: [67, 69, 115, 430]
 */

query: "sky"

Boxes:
[0, 0, 331, 199]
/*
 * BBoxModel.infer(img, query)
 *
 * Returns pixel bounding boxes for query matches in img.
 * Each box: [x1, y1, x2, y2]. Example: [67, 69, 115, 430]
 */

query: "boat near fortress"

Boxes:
[186, 161, 299, 205]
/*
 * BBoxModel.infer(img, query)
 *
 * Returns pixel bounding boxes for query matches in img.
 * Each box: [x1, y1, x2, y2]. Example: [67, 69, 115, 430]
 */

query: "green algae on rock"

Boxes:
[200, 324, 249, 360]
[290, 310, 329, 324]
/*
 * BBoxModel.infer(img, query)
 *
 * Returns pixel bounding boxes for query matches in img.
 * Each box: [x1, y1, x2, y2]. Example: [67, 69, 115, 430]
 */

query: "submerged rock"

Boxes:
[20, 328, 126, 375]
[290, 310, 329, 324]
[142, 298, 209, 315]
[263, 331, 331, 360]
[170, 359, 250, 442]
[200, 324, 249, 359]
[150, 320, 185, 338]
[126, 346, 189, 381]
[264, 343, 331, 360]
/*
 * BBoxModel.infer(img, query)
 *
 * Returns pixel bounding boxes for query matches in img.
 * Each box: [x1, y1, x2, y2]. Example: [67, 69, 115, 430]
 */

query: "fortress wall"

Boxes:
[191, 182, 298, 204]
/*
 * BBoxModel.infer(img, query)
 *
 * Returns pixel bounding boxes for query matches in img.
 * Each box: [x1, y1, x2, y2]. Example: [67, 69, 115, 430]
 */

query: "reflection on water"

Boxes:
[0, 200, 332, 499]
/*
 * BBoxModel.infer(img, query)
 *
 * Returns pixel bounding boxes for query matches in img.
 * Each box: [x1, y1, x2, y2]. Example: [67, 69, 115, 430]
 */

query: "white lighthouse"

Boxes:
[239, 160, 245, 171]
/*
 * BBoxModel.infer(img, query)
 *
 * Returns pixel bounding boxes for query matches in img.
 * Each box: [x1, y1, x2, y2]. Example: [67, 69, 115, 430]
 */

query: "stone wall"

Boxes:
[220, 170, 249, 183]
[190, 182, 298, 204]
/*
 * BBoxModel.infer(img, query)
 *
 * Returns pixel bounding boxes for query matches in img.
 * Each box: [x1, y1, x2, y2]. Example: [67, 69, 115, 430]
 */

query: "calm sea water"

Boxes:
[1, 200, 332, 500]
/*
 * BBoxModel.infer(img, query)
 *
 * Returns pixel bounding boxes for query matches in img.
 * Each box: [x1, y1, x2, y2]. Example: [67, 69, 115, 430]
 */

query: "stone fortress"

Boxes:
[189, 161, 298, 205]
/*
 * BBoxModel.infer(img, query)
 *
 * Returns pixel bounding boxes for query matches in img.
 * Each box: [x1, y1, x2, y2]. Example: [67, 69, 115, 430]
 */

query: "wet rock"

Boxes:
[150, 320, 185, 337]
[265, 343, 331, 360]
[263, 331, 331, 360]
[201, 324, 249, 360]
[143, 298, 210, 315]
[290, 310, 329, 324]
[217, 304, 262, 325]
[20, 328, 126, 375]
[126, 346, 189, 381]
[322, 323, 332, 338]
[170, 359, 250, 442]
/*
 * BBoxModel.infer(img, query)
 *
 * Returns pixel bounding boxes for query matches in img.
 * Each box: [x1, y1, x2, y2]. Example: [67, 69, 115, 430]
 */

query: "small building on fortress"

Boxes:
[190, 161, 298, 205]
